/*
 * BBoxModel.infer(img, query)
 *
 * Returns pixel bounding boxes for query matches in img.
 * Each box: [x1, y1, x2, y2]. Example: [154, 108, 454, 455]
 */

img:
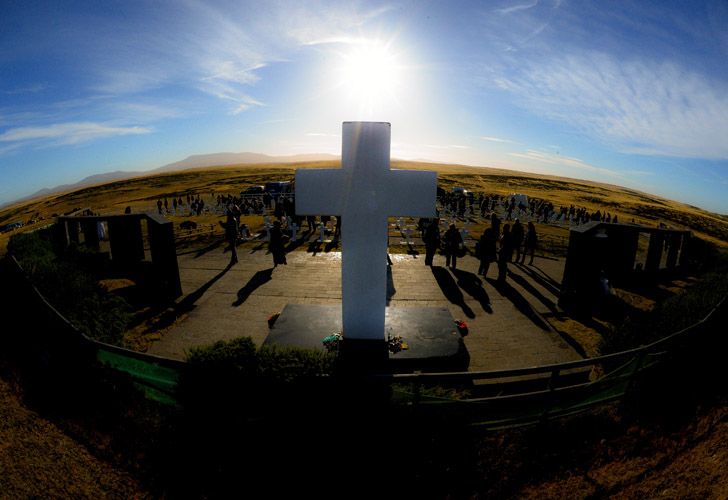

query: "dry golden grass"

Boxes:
[0, 378, 146, 497]
[1, 161, 726, 256]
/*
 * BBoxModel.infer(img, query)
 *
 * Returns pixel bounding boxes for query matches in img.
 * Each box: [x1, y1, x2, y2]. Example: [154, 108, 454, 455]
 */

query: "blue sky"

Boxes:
[1, 0, 727, 213]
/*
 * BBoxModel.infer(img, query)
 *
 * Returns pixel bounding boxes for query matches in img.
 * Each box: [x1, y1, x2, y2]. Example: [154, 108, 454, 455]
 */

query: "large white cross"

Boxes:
[296, 122, 437, 340]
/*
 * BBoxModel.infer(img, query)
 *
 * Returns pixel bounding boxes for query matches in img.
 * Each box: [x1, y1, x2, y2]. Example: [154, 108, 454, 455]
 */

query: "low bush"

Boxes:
[607, 261, 728, 352]
[181, 337, 336, 417]
[7, 231, 132, 345]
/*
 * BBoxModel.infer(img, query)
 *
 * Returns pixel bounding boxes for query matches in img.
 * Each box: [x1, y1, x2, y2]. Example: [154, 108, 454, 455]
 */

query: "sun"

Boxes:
[334, 41, 404, 114]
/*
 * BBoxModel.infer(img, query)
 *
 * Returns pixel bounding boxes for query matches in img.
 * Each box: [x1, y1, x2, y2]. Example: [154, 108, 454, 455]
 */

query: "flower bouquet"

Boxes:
[387, 335, 409, 354]
[322, 331, 343, 352]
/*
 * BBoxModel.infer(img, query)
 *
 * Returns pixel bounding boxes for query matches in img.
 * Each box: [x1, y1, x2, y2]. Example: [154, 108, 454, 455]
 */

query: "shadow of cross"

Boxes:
[295, 122, 437, 340]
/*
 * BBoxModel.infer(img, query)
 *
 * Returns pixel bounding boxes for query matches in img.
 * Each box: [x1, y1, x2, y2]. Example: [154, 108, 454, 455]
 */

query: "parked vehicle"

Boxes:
[240, 185, 264, 197]
[264, 181, 292, 194]
[1, 221, 23, 233]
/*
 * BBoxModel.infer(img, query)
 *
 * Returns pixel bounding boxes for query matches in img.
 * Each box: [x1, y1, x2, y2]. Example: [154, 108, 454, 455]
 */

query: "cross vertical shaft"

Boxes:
[295, 122, 436, 340]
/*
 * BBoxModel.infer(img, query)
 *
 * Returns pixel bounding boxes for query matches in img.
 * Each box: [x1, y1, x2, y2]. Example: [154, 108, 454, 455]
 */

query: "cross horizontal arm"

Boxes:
[295, 169, 346, 215]
[384, 169, 437, 217]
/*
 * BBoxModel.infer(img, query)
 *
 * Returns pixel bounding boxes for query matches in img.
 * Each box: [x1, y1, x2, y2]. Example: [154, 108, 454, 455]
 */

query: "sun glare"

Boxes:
[334, 41, 404, 115]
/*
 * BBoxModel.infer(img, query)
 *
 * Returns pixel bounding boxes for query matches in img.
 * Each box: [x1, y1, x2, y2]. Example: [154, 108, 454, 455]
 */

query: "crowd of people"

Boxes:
[440, 191, 618, 226]
[420, 213, 538, 284]
[156, 193, 210, 217]
[166, 185, 625, 274]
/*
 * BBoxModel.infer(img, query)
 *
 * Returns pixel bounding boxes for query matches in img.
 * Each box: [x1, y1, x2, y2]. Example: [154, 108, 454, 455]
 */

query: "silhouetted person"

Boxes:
[334, 215, 342, 240]
[511, 219, 524, 262]
[497, 223, 513, 284]
[491, 212, 501, 236]
[443, 223, 463, 269]
[477, 227, 497, 277]
[521, 221, 537, 265]
[423, 219, 441, 266]
[269, 220, 287, 267]
[223, 208, 239, 264]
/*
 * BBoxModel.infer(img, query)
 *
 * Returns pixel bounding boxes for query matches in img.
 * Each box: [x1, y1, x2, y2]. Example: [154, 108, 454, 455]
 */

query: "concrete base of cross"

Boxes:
[263, 304, 470, 373]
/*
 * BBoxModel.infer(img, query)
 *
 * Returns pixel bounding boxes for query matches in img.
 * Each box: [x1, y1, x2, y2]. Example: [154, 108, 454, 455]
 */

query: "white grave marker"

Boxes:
[296, 122, 436, 340]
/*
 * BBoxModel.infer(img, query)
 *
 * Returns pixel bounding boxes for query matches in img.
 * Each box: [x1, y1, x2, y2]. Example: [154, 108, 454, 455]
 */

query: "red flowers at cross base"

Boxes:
[455, 320, 469, 336]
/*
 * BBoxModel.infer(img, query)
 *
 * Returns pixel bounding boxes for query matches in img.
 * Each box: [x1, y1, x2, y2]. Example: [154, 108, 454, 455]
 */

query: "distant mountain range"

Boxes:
[4, 152, 340, 208]
[153, 152, 338, 173]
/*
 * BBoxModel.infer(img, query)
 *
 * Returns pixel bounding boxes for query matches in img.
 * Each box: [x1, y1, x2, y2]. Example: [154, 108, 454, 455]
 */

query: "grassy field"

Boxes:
[1, 160, 727, 257]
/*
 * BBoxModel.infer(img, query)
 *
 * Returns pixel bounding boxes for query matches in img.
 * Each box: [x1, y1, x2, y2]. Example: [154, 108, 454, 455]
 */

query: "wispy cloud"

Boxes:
[282, 5, 394, 46]
[106, 101, 185, 122]
[3, 84, 47, 95]
[301, 36, 372, 47]
[197, 79, 264, 115]
[509, 149, 625, 179]
[0, 122, 151, 146]
[481, 135, 517, 144]
[305, 132, 340, 138]
[497, 52, 728, 159]
[496, 0, 540, 15]
[426, 144, 471, 150]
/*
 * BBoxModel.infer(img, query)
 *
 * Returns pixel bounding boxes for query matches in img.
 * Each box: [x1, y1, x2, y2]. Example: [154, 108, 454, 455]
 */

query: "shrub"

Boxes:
[7, 231, 55, 276]
[607, 270, 728, 352]
[180, 337, 335, 416]
[7, 229, 132, 345]
[257, 344, 335, 383]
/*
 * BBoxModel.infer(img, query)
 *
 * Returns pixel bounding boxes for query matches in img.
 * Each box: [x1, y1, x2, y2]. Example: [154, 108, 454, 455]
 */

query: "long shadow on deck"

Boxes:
[529, 263, 563, 291]
[507, 268, 561, 318]
[486, 277, 551, 331]
[145, 261, 234, 332]
[431, 266, 475, 319]
[193, 238, 225, 259]
[514, 262, 561, 296]
[451, 269, 493, 314]
[232, 268, 274, 307]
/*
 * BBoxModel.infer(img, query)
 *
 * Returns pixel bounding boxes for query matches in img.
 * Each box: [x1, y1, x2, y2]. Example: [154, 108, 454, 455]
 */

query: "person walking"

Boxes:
[443, 223, 463, 269]
[423, 218, 441, 266]
[269, 220, 287, 267]
[334, 215, 342, 240]
[490, 212, 501, 237]
[497, 223, 513, 284]
[511, 218, 524, 263]
[477, 227, 497, 277]
[521, 221, 537, 265]
[223, 207, 239, 264]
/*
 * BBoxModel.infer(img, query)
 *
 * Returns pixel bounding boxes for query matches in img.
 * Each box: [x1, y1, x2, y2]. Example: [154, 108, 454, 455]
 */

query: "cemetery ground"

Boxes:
[1, 161, 727, 497]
